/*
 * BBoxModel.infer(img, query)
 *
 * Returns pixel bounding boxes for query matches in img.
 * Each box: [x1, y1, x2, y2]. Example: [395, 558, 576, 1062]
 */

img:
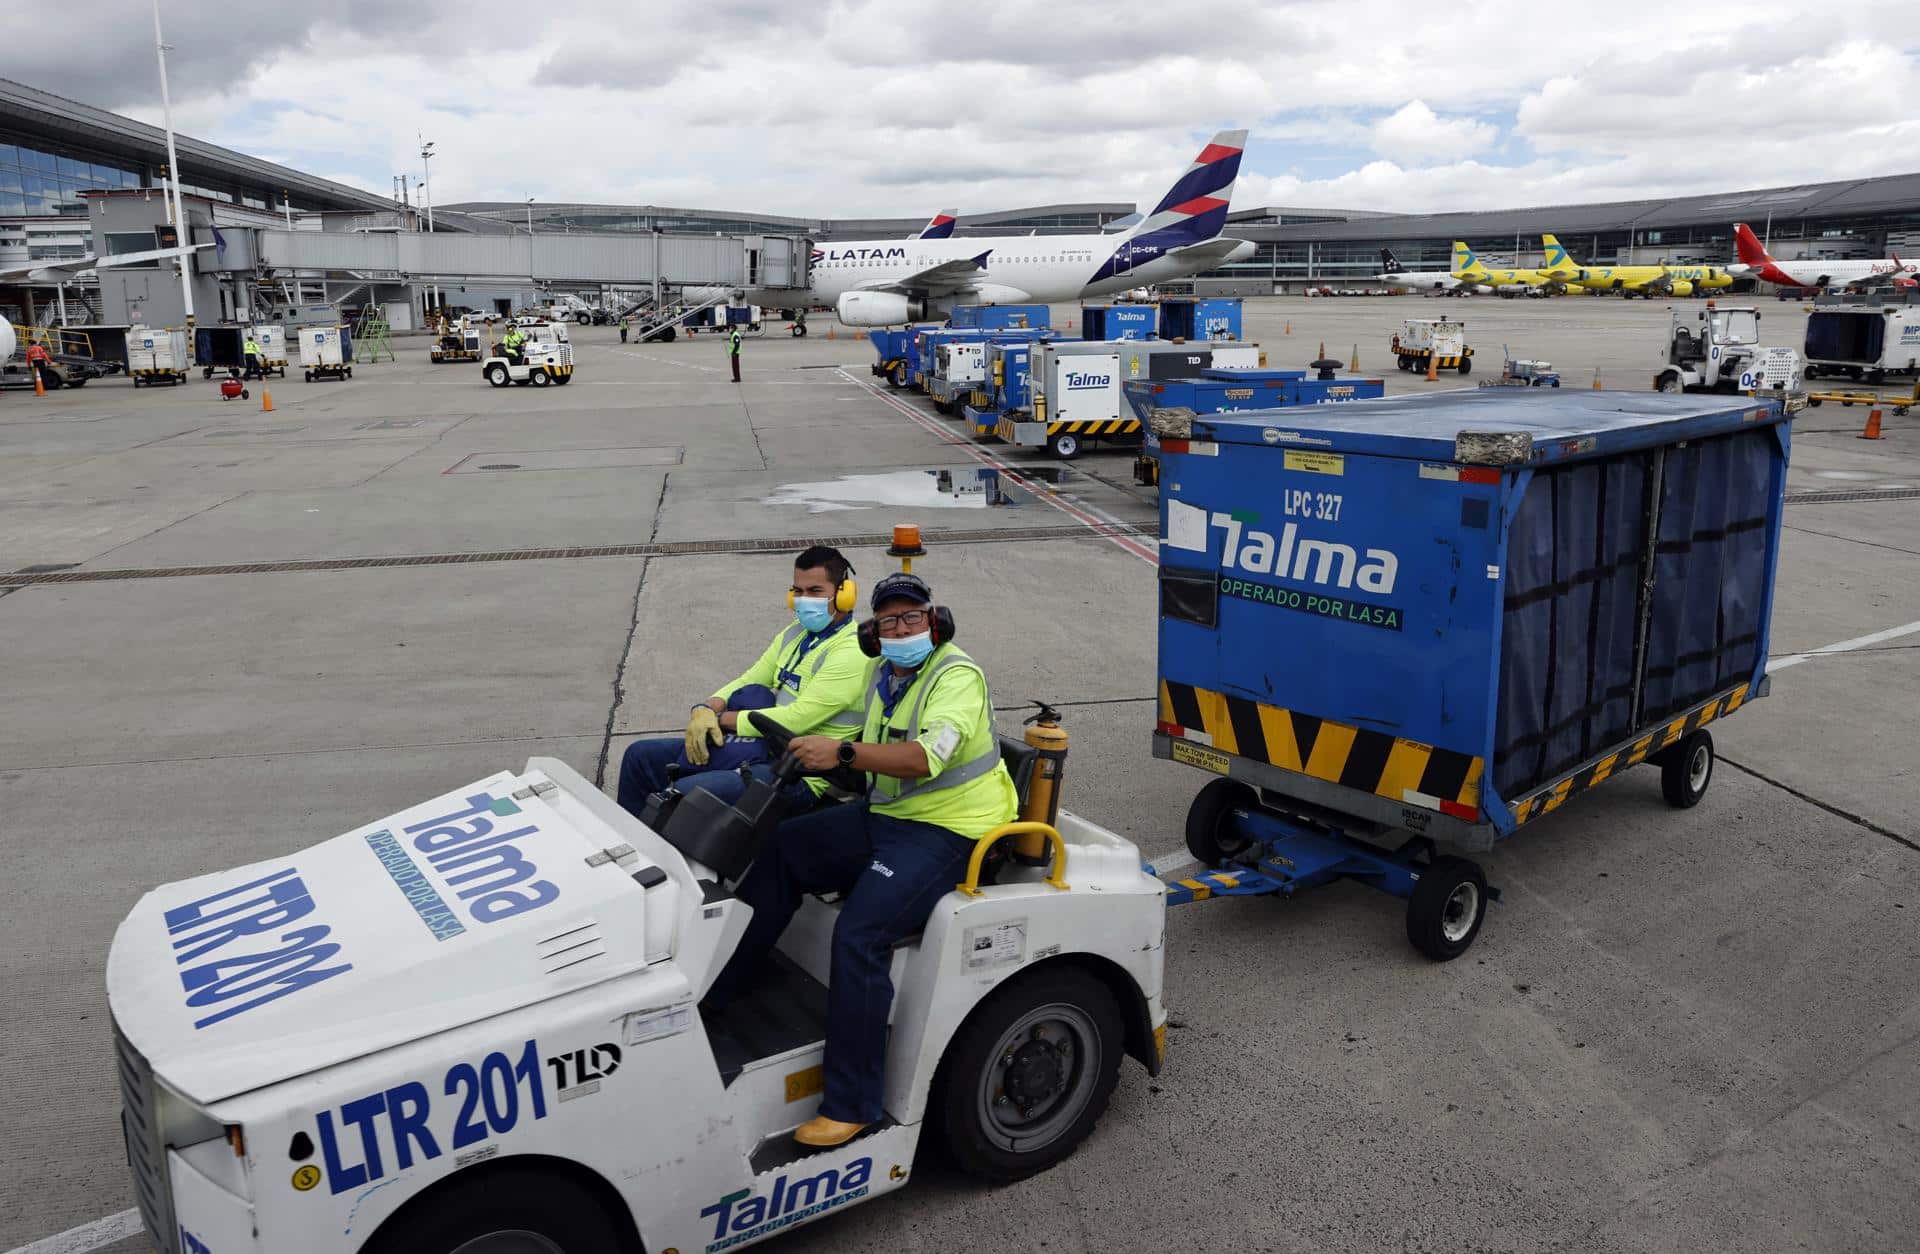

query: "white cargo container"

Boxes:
[299, 326, 352, 382]
[249, 325, 289, 377]
[1004, 339, 1262, 458]
[127, 326, 189, 387]
[1398, 318, 1467, 356]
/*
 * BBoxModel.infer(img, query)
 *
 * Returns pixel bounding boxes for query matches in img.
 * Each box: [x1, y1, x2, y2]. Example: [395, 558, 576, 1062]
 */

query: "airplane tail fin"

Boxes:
[918, 210, 958, 240]
[1129, 128, 1247, 246]
[1733, 223, 1773, 266]
[1380, 247, 1404, 274]
[1452, 241, 1480, 274]
[1541, 232, 1577, 271]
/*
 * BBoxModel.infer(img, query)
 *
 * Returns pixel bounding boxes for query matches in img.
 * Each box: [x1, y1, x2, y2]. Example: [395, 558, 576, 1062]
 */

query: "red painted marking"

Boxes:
[1194, 143, 1241, 164]
[1459, 466, 1501, 484]
[1170, 195, 1229, 217]
[1161, 438, 1191, 454]
[1439, 799, 1477, 821]
[1156, 720, 1185, 737]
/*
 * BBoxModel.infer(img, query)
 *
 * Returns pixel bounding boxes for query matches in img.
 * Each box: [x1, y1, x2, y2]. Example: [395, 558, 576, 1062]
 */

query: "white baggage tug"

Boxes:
[109, 708, 1165, 1252]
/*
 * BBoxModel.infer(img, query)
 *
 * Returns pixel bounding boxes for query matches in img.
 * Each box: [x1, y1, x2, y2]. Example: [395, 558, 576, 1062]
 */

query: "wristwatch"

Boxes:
[837, 742, 858, 766]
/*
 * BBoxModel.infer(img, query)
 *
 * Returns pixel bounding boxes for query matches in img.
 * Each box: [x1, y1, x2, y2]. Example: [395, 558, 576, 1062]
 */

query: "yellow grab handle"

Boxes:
[955, 822, 1068, 898]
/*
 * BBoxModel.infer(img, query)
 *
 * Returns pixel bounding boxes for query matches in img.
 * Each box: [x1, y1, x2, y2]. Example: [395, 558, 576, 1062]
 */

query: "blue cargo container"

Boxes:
[1159, 298, 1243, 342]
[870, 324, 944, 388]
[948, 304, 1050, 331]
[1153, 391, 1792, 959]
[1080, 303, 1157, 341]
[1123, 367, 1386, 484]
[928, 328, 1054, 412]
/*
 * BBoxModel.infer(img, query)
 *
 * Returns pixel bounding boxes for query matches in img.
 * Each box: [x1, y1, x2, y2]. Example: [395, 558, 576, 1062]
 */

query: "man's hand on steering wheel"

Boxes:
[788, 735, 844, 772]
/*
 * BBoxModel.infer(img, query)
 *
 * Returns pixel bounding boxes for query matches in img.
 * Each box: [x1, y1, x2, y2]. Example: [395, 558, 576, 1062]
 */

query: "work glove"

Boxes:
[684, 706, 724, 766]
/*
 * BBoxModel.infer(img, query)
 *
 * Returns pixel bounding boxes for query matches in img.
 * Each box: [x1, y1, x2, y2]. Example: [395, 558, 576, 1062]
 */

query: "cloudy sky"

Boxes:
[6, 0, 1919, 219]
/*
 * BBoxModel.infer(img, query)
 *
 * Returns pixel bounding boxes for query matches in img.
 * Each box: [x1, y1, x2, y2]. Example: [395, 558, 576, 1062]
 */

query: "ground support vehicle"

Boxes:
[683, 304, 764, 336]
[218, 378, 250, 402]
[999, 340, 1261, 460]
[947, 304, 1049, 331]
[1798, 376, 1918, 415]
[1802, 301, 1920, 383]
[1150, 390, 1791, 958]
[1079, 303, 1157, 340]
[482, 323, 576, 388]
[1654, 304, 1800, 395]
[1391, 318, 1473, 375]
[1158, 298, 1242, 341]
[107, 702, 1165, 1254]
[910, 328, 1005, 398]
[298, 326, 354, 383]
[929, 329, 1052, 414]
[128, 326, 190, 387]
[962, 341, 1042, 440]
[430, 318, 484, 364]
[1481, 357, 1560, 388]
[869, 324, 943, 389]
[1122, 367, 1386, 485]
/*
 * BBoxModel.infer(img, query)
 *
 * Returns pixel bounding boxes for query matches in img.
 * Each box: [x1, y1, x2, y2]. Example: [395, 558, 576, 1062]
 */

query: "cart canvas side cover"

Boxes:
[1152, 391, 1792, 848]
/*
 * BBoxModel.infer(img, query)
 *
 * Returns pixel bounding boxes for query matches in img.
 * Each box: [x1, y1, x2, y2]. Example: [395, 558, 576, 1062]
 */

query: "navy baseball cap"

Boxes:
[870, 571, 932, 610]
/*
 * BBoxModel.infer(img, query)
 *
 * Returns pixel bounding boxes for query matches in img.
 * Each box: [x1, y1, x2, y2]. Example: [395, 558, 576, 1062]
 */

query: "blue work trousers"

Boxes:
[616, 736, 814, 817]
[706, 803, 975, 1124]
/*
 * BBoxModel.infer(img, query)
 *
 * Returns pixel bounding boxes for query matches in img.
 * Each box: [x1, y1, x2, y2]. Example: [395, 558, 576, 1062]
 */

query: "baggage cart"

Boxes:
[1158, 298, 1242, 341]
[194, 326, 246, 379]
[869, 324, 942, 389]
[948, 303, 1049, 331]
[299, 325, 353, 382]
[1391, 318, 1473, 374]
[127, 326, 189, 387]
[1079, 303, 1157, 341]
[1151, 390, 1793, 958]
[963, 341, 1039, 439]
[249, 324, 289, 377]
[1123, 366, 1386, 484]
[1001, 340, 1262, 459]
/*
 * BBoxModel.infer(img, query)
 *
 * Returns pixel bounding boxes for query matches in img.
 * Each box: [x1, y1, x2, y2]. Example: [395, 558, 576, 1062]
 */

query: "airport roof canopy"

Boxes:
[0, 76, 392, 213]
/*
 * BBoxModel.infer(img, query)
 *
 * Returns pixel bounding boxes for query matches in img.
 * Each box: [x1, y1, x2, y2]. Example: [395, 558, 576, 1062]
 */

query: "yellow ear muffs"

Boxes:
[835, 577, 858, 614]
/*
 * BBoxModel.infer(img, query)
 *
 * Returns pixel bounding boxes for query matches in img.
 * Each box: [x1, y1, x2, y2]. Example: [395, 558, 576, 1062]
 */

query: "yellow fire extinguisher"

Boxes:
[1015, 701, 1069, 862]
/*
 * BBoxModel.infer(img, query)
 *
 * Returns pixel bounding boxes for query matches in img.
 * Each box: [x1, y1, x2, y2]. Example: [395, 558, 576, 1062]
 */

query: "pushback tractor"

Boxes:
[107, 633, 1165, 1252]
[1150, 390, 1792, 958]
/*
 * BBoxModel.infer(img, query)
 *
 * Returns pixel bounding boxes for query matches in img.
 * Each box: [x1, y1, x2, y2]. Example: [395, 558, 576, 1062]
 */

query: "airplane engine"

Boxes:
[836, 291, 925, 327]
[1670, 280, 1695, 297]
[0, 319, 14, 365]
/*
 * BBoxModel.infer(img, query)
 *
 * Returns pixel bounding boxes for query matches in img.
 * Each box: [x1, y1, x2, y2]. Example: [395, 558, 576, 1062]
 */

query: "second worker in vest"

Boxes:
[704, 570, 1018, 1149]
[616, 545, 868, 815]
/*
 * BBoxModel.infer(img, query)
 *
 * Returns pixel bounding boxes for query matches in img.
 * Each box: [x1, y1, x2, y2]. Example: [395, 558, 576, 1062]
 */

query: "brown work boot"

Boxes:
[793, 1116, 869, 1148]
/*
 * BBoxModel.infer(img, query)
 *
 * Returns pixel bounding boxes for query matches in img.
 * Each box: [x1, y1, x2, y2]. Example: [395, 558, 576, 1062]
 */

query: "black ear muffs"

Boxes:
[858, 606, 957, 658]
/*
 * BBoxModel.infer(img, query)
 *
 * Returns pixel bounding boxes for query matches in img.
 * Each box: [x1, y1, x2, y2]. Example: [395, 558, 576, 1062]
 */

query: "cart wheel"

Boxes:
[359, 1161, 625, 1254]
[1184, 777, 1257, 867]
[531, 367, 551, 387]
[304, 371, 313, 382]
[241, 390, 249, 399]
[1048, 431, 1081, 459]
[931, 967, 1123, 1183]
[1398, 355, 1412, 371]
[1660, 729, 1714, 809]
[1457, 357, 1472, 376]
[890, 361, 908, 389]
[1406, 856, 1488, 962]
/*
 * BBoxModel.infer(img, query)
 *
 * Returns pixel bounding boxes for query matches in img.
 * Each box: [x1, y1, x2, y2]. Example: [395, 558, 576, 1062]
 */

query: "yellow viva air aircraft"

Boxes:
[1451, 242, 1557, 293]
[1542, 233, 1734, 298]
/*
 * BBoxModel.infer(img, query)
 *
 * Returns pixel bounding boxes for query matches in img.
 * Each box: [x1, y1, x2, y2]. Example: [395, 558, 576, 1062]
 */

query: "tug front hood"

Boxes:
[107, 766, 682, 1104]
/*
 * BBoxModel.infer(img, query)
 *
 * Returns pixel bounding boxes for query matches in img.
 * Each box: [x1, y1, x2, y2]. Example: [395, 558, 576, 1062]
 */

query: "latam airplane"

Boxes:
[916, 210, 958, 240]
[1731, 223, 1918, 290]
[810, 130, 1255, 326]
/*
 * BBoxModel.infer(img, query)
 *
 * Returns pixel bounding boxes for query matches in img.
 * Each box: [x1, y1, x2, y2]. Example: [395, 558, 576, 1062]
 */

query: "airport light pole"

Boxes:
[152, 0, 194, 330]
[420, 138, 438, 312]
[527, 198, 536, 288]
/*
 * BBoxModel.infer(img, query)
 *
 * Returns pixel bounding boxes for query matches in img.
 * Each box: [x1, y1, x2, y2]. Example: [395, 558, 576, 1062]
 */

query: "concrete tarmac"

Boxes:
[1, 297, 1914, 1253]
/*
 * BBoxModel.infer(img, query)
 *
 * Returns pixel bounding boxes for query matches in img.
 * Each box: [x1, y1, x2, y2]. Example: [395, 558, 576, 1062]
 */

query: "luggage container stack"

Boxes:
[1079, 303, 1157, 340]
[927, 328, 1053, 414]
[1123, 366, 1387, 484]
[1159, 298, 1243, 341]
[1151, 389, 1793, 958]
[1000, 339, 1263, 459]
[962, 341, 1039, 440]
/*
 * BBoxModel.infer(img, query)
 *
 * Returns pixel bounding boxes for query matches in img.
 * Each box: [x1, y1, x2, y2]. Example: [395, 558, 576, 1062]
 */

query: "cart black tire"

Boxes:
[931, 967, 1123, 1184]
[485, 364, 509, 387]
[240, 389, 249, 399]
[1406, 856, 1488, 962]
[531, 368, 551, 387]
[1656, 372, 1683, 393]
[1398, 355, 1412, 371]
[1048, 431, 1081, 459]
[361, 1162, 626, 1254]
[1185, 777, 1258, 867]
[1457, 357, 1472, 376]
[791, 323, 806, 337]
[933, 397, 952, 414]
[1660, 729, 1713, 809]
[1804, 364, 1821, 380]
[890, 361, 908, 389]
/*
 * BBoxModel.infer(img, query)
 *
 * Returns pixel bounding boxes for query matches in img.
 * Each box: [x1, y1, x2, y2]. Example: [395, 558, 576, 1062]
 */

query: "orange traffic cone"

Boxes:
[1317, 341, 1326, 361]
[1859, 408, 1884, 440]
[33, 368, 46, 397]
[826, 325, 836, 340]
[1284, 321, 1291, 335]
[261, 389, 274, 412]
[1592, 367, 1604, 391]
[1349, 343, 1359, 372]
[1067, 316, 1074, 329]
[1425, 353, 1439, 382]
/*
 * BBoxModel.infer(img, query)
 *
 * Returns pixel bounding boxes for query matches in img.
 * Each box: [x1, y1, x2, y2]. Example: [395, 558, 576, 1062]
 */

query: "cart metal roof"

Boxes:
[1189, 389, 1790, 467]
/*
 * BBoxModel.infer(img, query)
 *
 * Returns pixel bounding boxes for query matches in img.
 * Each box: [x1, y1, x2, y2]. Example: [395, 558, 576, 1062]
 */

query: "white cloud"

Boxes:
[2, 0, 1917, 219]
[1369, 102, 1498, 166]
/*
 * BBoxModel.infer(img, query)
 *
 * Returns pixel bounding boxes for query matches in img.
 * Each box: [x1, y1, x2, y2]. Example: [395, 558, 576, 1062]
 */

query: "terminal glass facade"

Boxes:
[0, 136, 142, 217]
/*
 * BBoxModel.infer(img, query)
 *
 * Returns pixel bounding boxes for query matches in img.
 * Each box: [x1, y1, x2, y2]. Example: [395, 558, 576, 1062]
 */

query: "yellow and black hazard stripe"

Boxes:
[1159, 680, 1483, 819]
[1164, 869, 1247, 906]
[1509, 682, 1750, 827]
[1049, 418, 1141, 436]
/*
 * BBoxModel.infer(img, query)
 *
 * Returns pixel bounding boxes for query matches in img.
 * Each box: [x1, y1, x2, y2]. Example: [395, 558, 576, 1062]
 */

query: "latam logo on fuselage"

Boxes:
[1211, 512, 1398, 593]
[815, 246, 910, 263]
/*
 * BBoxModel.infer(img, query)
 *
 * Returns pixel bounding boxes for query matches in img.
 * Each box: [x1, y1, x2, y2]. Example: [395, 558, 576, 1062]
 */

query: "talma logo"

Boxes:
[1211, 513, 1398, 594]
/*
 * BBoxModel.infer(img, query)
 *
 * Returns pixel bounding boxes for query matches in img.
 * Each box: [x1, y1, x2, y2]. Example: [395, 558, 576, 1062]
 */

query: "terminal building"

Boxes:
[4, 71, 1920, 333]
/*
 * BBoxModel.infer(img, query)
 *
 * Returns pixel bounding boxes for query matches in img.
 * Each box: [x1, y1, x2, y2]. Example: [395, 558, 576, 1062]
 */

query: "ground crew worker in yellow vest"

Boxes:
[728, 324, 742, 382]
[616, 545, 868, 815]
[501, 324, 527, 365]
[704, 570, 1018, 1148]
[243, 334, 263, 380]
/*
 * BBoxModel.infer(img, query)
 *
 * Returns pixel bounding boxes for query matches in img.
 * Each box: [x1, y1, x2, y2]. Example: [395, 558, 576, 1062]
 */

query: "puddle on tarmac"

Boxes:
[763, 467, 1063, 513]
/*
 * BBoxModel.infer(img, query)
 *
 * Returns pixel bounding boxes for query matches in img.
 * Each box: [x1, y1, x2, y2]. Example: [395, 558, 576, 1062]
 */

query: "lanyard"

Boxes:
[874, 665, 921, 724]
[781, 615, 850, 676]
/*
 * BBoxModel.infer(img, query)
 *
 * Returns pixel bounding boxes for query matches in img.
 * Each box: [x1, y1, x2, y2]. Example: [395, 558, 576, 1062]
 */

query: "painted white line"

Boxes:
[4, 1207, 142, 1254]
[838, 369, 1159, 566]
[1769, 619, 1920, 671]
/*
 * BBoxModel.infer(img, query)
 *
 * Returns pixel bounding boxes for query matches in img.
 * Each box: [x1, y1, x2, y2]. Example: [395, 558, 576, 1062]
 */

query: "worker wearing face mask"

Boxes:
[615, 545, 867, 815]
[702, 570, 1018, 1148]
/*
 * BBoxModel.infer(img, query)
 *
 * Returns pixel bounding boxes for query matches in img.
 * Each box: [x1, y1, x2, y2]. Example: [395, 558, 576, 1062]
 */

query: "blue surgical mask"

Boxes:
[793, 596, 834, 634]
[879, 630, 935, 669]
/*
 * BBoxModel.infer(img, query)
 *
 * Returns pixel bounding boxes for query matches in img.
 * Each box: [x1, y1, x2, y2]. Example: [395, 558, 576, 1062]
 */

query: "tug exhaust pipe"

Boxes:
[1015, 701, 1069, 862]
